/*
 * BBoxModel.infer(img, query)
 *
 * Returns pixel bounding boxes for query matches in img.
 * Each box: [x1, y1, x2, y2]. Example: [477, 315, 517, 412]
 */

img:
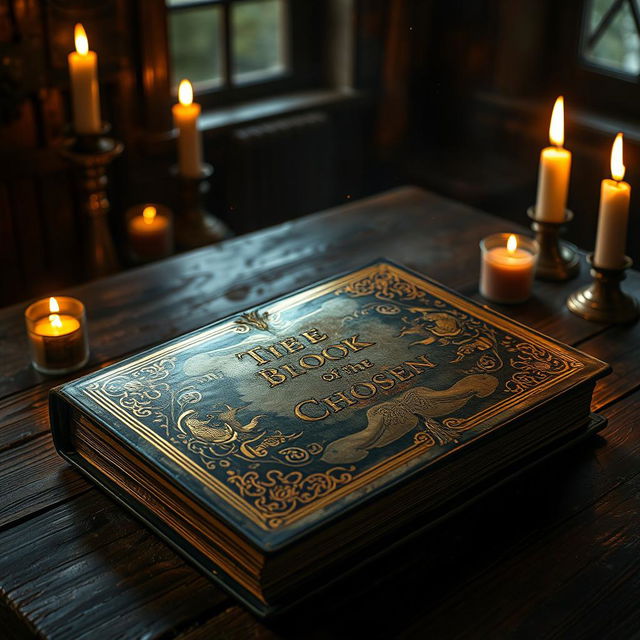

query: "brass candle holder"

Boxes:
[567, 254, 639, 324]
[171, 163, 230, 250]
[60, 126, 123, 279]
[527, 206, 580, 281]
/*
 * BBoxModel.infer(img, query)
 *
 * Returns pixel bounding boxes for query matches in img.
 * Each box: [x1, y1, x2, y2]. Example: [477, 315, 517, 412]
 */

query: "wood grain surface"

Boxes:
[1, 187, 638, 639]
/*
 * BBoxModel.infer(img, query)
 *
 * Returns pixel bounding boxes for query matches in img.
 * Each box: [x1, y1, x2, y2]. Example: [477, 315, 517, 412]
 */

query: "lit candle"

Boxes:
[594, 133, 631, 270]
[535, 96, 572, 223]
[127, 204, 173, 261]
[480, 233, 539, 304]
[172, 79, 203, 177]
[25, 296, 89, 375]
[68, 23, 101, 134]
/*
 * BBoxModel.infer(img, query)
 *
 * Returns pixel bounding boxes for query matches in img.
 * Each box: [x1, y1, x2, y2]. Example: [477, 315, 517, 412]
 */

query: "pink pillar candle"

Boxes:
[480, 234, 539, 304]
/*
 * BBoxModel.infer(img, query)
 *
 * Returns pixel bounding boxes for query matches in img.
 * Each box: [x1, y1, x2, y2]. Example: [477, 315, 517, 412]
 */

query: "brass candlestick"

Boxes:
[60, 127, 123, 279]
[172, 163, 230, 249]
[527, 206, 580, 281]
[567, 254, 639, 324]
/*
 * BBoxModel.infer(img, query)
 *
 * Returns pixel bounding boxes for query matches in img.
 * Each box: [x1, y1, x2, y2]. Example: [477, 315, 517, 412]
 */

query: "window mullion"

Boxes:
[587, 0, 625, 49]
[222, 1, 233, 87]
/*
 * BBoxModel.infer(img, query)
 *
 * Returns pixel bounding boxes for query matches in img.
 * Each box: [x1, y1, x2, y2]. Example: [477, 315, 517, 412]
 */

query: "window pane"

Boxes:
[583, 0, 640, 75]
[232, 0, 287, 84]
[168, 4, 223, 89]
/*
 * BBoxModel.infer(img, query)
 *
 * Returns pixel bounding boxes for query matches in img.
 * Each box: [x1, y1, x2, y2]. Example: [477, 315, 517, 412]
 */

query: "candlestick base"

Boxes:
[567, 255, 639, 324]
[527, 207, 580, 281]
[60, 125, 123, 279]
[172, 164, 231, 250]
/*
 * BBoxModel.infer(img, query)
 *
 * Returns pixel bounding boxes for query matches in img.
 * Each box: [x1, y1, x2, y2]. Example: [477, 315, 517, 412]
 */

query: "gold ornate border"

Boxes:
[83, 263, 594, 534]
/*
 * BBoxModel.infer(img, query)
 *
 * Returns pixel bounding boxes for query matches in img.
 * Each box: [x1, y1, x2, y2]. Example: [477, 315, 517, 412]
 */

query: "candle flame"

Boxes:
[507, 234, 518, 253]
[549, 96, 564, 147]
[178, 79, 193, 106]
[142, 206, 157, 224]
[48, 297, 62, 328]
[611, 132, 625, 181]
[74, 23, 89, 56]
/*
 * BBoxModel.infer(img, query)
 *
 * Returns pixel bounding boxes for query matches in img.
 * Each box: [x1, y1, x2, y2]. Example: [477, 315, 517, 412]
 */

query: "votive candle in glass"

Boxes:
[480, 233, 539, 304]
[126, 203, 173, 262]
[25, 296, 89, 375]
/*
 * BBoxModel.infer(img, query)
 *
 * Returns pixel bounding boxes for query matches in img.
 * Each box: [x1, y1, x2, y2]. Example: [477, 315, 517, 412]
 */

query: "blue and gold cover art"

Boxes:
[60, 261, 606, 550]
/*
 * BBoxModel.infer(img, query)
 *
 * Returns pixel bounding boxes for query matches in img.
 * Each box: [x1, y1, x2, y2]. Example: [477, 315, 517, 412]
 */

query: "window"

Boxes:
[581, 0, 640, 76]
[167, 0, 289, 94]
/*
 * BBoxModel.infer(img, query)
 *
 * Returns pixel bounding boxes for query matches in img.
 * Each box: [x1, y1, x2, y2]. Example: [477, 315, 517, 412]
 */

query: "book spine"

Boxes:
[49, 387, 78, 455]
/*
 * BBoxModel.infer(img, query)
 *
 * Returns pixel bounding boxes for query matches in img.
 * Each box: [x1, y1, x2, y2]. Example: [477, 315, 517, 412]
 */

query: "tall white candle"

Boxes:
[535, 96, 572, 223]
[68, 24, 101, 134]
[172, 79, 203, 178]
[594, 133, 631, 269]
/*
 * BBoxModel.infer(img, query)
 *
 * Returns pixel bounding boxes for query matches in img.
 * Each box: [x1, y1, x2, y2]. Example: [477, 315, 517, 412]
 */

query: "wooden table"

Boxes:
[1, 186, 639, 639]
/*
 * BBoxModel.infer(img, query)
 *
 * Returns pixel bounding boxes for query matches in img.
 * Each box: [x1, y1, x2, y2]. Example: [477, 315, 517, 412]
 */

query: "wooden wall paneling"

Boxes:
[0, 2, 14, 43]
[38, 87, 65, 145]
[1, 97, 38, 148]
[137, 0, 173, 137]
[40, 169, 79, 290]
[9, 177, 49, 297]
[0, 183, 23, 305]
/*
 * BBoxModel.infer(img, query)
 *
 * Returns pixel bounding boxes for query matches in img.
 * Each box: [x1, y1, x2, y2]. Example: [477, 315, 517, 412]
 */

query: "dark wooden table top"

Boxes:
[1, 186, 639, 640]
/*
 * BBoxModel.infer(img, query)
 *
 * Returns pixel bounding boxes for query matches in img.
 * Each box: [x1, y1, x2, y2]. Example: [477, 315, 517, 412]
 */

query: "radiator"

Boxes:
[228, 111, 334, 233]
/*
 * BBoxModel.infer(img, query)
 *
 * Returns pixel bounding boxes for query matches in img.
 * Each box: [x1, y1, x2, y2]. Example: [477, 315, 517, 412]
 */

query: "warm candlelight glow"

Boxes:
[178, 79, 193, 106]
[142, 206, 157, 225]
[74, 23, 89, 56]
[507, 234, 517, 254]
[48, 297, 62, 328]
[549, 96, 564, 147]
[611, 133, 625, 182]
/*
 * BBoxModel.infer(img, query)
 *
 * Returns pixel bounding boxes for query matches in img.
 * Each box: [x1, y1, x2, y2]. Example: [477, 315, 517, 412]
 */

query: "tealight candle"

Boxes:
[126, 204, 173, 261]
[25, 296, 89, 375]
[480, 234, 539, 304]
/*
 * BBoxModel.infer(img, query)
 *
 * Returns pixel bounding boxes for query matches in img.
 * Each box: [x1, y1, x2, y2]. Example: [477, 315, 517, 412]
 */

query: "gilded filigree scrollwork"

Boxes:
[335, 264, 428, 301]
[226, 466, 355, 529]
[504, 341, 581, 393]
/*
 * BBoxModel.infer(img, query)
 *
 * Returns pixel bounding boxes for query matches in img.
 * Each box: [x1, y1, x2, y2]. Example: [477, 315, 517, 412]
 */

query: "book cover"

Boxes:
[51, 260, 609, 555]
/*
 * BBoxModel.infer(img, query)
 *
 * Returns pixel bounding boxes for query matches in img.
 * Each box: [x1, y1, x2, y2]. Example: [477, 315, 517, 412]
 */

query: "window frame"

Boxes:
[553, 0, 640, 120]
[166, 0, 325, 110]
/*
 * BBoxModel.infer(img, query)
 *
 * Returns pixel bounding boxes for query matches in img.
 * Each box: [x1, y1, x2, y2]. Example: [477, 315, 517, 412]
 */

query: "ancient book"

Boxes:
[50, 260, 609, 616]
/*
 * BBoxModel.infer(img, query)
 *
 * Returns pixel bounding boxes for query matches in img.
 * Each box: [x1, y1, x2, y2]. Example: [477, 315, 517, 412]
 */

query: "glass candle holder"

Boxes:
[125, 203, 173, 263]
[480, 233, 539, 304]
[25, 296, 89, 375]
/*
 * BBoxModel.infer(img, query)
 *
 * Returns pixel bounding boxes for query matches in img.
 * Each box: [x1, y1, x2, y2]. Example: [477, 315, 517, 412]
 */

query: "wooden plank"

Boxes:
[0, 433, 89, 528]
[0, 385, 54, 452]
[0, 187, 524, 400]
[0, 491, 228, 640]
[584, 319, 640, 410]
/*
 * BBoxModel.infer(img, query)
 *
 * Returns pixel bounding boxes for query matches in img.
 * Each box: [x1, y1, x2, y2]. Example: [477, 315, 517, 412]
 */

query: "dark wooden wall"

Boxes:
[378, 0, 640, 267]
[4, 0, 638, 307]
[0, 0, 370, 306]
